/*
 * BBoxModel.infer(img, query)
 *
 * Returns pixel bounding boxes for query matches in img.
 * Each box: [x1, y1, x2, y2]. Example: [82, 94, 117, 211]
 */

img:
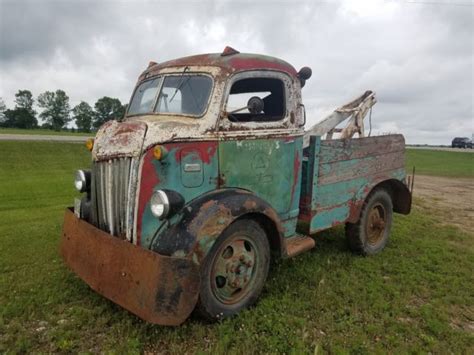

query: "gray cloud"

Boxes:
[0, 0, 472, 144]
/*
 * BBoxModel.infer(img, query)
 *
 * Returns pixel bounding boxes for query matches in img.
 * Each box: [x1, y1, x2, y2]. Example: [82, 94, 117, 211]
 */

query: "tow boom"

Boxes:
[303, 90, 376, 148]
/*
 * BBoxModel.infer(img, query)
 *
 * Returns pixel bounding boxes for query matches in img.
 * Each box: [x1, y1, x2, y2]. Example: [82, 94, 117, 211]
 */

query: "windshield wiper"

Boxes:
[169, 66, 190, 103]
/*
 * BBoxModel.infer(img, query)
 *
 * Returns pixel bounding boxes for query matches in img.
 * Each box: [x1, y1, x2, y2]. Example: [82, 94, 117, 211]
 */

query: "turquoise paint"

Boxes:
[198, 235, 216, 256]
[318, 156, 374, 177]
[289, 137, 304, 215]
[140, 143, 219, 249]
[180, 149, 204, 187]
[310, 204, 350, 232]
[313, 177, 369, 208]
[219, 137, 300, 215]
[308, 136, 321, 211]
[354, 168, 406, 201]
[282, 217, 298, 238]
[219, 136, 303, 239]
[300, 135, 408, 234]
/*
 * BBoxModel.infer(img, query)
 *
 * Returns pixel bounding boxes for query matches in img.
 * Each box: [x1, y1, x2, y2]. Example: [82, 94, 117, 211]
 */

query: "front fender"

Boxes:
[149, 189, 285, 264]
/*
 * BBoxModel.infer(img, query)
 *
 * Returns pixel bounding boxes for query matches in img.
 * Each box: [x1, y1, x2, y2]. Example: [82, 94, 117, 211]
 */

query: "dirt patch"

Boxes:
[414, 175, 474, 234]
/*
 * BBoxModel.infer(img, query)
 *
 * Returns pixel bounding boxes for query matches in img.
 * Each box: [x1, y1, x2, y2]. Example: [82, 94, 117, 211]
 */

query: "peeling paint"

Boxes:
[63, 50, 412, 326]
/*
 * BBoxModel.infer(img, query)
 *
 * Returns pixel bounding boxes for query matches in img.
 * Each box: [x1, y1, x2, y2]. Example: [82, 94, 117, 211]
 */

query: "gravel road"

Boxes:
[407, 146, 474, 153]
[414, 175, 474, 233]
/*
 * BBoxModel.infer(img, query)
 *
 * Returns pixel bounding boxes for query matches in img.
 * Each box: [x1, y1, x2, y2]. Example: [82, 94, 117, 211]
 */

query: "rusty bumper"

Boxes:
[60, 208, 200, 326]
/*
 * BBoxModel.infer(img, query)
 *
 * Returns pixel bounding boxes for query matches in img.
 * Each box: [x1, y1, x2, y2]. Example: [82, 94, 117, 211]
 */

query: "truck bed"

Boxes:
[298, 134, 406, 234]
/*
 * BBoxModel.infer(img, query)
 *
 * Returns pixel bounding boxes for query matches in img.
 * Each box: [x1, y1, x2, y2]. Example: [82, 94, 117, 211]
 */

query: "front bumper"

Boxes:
[60, 208, 200, 326]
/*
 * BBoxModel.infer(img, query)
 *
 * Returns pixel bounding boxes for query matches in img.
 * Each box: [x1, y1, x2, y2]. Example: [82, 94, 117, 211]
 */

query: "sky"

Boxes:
[0, 0, 472, 144]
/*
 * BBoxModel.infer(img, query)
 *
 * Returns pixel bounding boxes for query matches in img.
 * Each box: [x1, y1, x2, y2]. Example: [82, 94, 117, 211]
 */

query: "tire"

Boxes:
[345, 188, 393, 255]
[195, 219, 270, 321]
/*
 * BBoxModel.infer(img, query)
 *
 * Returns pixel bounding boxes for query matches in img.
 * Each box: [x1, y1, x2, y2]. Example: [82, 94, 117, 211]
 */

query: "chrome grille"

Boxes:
[91, 157, 134, 239]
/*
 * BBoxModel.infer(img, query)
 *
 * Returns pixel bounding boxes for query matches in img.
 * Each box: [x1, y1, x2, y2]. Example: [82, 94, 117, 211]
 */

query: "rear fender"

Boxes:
[150, 189, 285, 264]
[348, 178, 412, 223]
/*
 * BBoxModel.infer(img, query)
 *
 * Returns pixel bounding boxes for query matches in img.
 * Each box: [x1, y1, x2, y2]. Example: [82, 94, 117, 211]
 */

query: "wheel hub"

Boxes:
[211, 238, 257, 304]
[226, 254, 254, 289]
[366, 203, 386, 246]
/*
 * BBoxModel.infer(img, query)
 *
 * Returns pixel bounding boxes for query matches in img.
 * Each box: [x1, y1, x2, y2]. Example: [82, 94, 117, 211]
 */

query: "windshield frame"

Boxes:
[126, 72, 214, 119]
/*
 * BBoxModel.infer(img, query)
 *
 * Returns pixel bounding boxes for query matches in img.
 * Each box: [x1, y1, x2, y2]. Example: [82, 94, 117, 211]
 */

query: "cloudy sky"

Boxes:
[0, 0, 472, 144]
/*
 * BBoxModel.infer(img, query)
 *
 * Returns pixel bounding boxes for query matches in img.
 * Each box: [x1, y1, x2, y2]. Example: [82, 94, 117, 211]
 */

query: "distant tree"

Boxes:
[3, 90, 38, 128]
[4, 108, 38, 129]
[93, 97, 125, 129]
[0, 98, 6, 127]
[15, 90, 35, 114]
[73, 101, 94, 133]
[38, 90, 71, 131]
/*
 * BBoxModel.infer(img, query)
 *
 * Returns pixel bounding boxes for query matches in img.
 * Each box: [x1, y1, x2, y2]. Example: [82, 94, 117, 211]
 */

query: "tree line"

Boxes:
[0, 90, 127, 133]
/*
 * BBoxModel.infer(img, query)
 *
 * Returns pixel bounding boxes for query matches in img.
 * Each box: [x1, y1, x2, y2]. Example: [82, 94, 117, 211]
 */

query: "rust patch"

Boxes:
[93, 120, 147, 161]
[243, 199, 257, 210]
[142, 52, 298, 79]
[136, 148, 160, 244]
[172, 141, 217, 165]
[285, 235, 315, 258]
[61, 209, 199, 326]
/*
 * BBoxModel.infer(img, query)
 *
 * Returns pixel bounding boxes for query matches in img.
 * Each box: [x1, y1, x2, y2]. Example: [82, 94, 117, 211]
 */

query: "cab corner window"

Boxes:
[226, 77, 286, 123]
[127, 78, 161, 115]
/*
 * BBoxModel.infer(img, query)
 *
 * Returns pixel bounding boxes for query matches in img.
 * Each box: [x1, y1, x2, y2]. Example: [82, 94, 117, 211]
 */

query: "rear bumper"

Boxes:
[60, 208, 200, 326]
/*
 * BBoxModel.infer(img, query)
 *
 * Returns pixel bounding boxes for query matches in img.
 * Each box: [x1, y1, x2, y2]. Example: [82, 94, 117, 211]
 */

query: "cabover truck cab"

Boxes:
[61, 47, 412, 325]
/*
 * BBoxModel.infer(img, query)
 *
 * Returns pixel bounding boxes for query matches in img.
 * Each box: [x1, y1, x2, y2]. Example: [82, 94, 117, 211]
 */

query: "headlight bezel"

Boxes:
[150, 189, 185, 220]
[150, 190, 170, 219]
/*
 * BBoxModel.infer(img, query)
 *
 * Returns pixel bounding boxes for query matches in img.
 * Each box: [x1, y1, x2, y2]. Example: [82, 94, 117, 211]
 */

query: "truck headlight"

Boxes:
[150, 189, 184, 219]
[74, 170, 91, 193]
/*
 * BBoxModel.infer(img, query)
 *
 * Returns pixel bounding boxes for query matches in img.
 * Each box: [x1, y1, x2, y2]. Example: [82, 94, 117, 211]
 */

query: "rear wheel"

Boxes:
[345, 188, 393, 255]
[196, 219, 270, 321]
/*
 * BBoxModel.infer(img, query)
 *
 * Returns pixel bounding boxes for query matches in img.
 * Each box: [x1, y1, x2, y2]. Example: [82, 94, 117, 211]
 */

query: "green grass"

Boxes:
[406, 148, 474, 178]
[0, 128, 93, 136]
[1, 142, 473, 353]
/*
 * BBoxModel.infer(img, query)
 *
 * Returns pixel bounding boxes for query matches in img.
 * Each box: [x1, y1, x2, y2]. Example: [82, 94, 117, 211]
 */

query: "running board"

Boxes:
[285, 235, 315, 258]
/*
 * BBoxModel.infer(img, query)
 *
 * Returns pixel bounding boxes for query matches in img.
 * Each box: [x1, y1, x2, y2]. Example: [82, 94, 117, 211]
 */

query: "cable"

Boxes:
[368, 107, 372, 137]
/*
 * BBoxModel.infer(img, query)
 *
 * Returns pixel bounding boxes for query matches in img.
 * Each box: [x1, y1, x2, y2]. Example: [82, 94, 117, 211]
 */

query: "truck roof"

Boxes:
[143, 47, 298, 78]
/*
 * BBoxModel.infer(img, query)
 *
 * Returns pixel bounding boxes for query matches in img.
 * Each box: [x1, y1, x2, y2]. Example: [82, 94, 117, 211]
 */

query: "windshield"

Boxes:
[127, 74, 213, 117]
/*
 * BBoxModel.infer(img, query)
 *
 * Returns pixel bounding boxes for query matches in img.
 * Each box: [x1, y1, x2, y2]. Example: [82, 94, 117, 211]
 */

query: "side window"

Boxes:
[226, 77, 286, 122]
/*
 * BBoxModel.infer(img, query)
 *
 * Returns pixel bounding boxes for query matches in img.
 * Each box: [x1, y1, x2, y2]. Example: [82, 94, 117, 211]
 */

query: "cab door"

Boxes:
[218, 71, 304, 230]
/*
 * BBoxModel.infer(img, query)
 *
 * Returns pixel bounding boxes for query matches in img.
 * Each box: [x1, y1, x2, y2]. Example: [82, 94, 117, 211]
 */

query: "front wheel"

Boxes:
[196, 219, 270, 321]
[345, 188, 393, 255]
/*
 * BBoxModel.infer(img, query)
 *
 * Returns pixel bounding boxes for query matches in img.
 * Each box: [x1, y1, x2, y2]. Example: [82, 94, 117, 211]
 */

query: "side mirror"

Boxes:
[298, 67, 312, 88]
[247, 96, 264, 114]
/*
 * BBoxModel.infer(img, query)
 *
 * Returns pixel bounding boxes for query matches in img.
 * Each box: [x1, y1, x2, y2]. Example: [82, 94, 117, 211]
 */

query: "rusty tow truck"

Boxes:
[61, 47, 412, 325]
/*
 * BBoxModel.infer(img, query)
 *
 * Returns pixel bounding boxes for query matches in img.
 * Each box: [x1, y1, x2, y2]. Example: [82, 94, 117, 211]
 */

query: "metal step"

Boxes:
[285, 235, 315, 258]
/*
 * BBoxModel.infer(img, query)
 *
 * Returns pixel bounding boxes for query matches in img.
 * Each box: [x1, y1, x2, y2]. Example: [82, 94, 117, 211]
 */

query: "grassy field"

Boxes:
[406, 148, 473, 178]
[0, 128, 93, 136]
[0, 142, 473, 353]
